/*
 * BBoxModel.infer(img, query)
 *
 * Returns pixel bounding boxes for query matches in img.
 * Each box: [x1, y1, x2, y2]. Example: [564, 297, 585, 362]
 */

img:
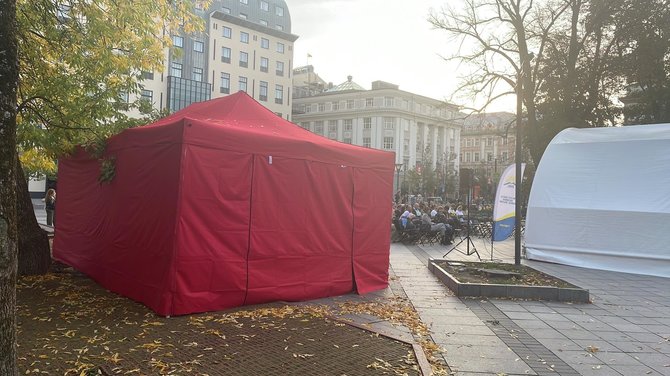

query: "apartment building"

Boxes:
[133, 0, 297, 120]
[292, 68, 463, 194]
[460, 112, 517, 198]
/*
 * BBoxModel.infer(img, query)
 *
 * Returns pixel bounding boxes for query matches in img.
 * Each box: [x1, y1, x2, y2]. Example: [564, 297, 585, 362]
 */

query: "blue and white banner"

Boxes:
[492, 163, 526, 241]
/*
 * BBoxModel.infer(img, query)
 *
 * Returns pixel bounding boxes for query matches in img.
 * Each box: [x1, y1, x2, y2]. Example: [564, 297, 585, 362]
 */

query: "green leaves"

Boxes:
[16, 0, 209, 170]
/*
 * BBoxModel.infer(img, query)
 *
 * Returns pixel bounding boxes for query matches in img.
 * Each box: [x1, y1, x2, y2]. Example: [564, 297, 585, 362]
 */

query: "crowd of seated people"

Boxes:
[393, 202, 465, 245]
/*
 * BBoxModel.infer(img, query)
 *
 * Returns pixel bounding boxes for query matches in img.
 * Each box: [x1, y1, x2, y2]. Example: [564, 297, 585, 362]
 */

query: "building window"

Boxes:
[466, 138, 472, 147]
[276, 25, 284, 31]
[363, 137, 371, 148]
[276, 61, 284, 76]
[465, 152, 471, 162]
[363, 117, 372, 129]
[119, 91, 129, 109]
[260, 0, 269, 11]
[220, 72, 230, 94]
[172, 35, 183, 48]
[366, 98, 374, 107]
[261, 38, 269, 49]
[276, 42, 284, 53]
[192, 67, 203, 82]
[276, 6, 284, 16]
[474, 152, 480, 162]
[328, 120, 338, 132]
[260, 57, 269, 72]
[299, 122, 310, 130]
[222, 26, 231, 38]
[221, 47, 231, 63]
[501, 137, 508, 145]
[384, 96, 394, 107]
[332, 101, 339, 110]
[318, 103, 325, 112]
[487, 152, 493, 162]
[140, 89, 153, 103]
[344, 138, 352, 144]
[239, 76, 248, 92]
[222, 7, 231, 14]
[475, 138, 480, 146]
[239, 13, 247, 19]
[170, 62, 182, 77]
[240, 0, 248, 4]
[259, 19, 268, 26]
[275, 84, 283, 104]
[502, 152, 508, 161]
[239, 51, 248, 67]
[259, 81, 268, 101]
[141, 71, 154, 80]
[240, 32, 249, 43]
[383, 137, 394, 150]
[486, 137, 494, 147]
[193, 40, 204, 53]
[384, 117, 395, 130]
[314, 121, 324, 134]
[344, 119, 353, 131]
[346, 99, 354, 109]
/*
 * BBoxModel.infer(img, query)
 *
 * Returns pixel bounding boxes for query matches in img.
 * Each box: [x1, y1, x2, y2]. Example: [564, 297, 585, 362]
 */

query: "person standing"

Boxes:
[44, 188, 56, 226]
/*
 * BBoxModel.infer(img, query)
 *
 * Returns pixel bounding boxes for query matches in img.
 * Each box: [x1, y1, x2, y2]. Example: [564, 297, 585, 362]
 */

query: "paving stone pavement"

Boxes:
[390, 238, 670, 376]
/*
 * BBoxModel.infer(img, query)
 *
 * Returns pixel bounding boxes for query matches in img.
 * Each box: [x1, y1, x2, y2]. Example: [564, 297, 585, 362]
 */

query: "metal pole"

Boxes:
[514, 73, 523, 265]
[395, 163, 403, 202]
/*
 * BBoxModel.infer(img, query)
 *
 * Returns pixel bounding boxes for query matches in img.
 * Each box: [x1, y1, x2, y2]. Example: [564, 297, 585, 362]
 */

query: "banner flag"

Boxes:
[492, 163, 526, 241]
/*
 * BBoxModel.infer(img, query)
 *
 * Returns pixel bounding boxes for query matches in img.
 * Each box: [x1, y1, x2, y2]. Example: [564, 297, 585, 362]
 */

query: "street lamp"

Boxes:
[394, 163, 403, 201]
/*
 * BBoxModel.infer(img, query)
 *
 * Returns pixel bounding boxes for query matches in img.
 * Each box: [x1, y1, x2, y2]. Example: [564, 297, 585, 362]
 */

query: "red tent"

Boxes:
[53, 92, 394, 316]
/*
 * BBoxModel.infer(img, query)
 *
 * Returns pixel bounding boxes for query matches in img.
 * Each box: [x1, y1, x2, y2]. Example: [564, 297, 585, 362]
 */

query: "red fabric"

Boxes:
[53, 92, 394, 316]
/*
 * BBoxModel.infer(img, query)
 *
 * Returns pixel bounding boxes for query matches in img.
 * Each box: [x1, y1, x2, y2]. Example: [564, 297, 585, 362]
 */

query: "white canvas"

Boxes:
[525, 123, 670, 278]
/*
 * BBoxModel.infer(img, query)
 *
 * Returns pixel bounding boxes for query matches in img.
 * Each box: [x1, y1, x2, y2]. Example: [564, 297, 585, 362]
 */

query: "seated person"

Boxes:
[421, 211, 453, 245]
[399, 211, 417, 230]
[412, 203, 422, 217]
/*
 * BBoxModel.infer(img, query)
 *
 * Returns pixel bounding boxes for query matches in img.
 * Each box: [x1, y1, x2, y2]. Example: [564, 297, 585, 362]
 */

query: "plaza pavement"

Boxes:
[33, 201, 670, 375]
[396, 235, 670, 375]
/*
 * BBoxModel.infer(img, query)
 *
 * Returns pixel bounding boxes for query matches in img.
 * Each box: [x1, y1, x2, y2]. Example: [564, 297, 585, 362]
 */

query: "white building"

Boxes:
[292, 69, 463, 194]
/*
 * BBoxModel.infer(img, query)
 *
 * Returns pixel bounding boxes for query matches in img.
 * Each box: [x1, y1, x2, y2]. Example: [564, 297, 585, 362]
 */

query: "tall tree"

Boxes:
[0, 0, 20, 373]
[608, 0, 670, 124]
[430, 0, 573, 165]
[14, 0, 206, 274]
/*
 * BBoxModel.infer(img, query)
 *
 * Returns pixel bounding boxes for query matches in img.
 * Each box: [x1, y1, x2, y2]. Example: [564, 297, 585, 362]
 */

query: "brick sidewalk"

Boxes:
[390, 241, 670, 375]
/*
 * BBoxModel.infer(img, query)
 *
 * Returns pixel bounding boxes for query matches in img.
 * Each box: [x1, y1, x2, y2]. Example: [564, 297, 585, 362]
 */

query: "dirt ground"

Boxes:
[435, 260, 576, 287]
[17, 270, 423, 375]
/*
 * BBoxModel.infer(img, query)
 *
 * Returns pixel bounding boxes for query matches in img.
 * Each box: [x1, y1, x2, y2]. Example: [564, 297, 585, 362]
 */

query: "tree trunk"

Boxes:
[0, 0, 20, 373]
[16, 158, 51, 275]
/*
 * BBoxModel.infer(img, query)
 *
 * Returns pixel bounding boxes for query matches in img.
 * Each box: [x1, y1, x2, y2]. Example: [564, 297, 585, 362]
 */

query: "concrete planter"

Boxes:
[428, 258, 590, 303]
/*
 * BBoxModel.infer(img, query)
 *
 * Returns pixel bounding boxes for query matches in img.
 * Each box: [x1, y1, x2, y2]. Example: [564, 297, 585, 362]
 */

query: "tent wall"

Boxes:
[352, 168, 392, 293]
[171, 149, 392, 314]
[245, 155, 356, 305]
[525, 124, 670, 278]
[53, 123, 184, 314]
[170, 145, 253, 315]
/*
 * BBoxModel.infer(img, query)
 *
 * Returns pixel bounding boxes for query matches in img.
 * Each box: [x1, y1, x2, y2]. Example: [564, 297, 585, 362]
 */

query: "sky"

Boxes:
[286, 0, 517, 113]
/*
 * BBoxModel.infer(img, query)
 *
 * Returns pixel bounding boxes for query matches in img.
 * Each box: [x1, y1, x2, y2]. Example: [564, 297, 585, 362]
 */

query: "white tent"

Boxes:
[525, 123, 670, 278]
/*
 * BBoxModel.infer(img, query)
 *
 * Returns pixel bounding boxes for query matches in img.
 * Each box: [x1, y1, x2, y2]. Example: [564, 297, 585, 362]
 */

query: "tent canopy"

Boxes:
[525, 123, 670, 277]
[53, 92, 395, 316]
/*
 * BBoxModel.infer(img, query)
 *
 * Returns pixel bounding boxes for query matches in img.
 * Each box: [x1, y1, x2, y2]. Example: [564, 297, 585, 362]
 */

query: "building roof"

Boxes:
[211, 0, 292, 32]
[326, 76, 365, 92]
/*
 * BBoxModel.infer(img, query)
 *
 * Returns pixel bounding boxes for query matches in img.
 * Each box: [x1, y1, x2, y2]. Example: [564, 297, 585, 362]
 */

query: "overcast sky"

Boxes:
[286, 0, 516, 113]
